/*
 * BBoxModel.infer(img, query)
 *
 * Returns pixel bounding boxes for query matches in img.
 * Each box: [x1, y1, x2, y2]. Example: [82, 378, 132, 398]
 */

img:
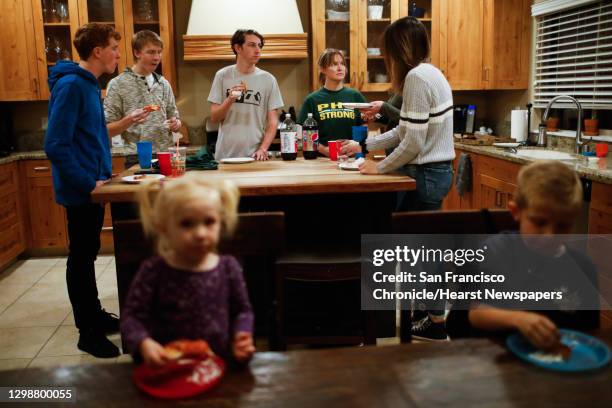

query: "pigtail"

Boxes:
[137, 178, 163, 238]
[217, 179, 240, 236]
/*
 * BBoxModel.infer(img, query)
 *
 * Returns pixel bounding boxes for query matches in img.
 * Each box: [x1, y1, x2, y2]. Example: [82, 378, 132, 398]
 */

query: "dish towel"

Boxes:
[455, 153, 472, 197]
[186, 146, 218, 171]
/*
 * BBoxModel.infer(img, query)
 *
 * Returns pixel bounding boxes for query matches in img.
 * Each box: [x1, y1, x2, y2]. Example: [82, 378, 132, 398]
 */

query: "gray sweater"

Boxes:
[367, 64, 455, 173]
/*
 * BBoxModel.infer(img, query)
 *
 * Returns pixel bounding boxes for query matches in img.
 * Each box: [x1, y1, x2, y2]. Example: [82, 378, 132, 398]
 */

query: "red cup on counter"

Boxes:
[596, 143, 608, 158]
[157, 152, 172, 176]
[328, 140, 339, 161]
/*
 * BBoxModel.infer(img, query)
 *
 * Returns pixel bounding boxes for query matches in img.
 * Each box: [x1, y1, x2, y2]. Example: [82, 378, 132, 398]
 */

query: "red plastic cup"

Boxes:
[328, 140, 339, 161]
[596, 143, 608, 158]
[157, 152, 172, 176]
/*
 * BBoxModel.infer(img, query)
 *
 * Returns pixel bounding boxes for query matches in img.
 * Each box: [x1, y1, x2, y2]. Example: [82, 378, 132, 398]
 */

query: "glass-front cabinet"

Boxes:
[311, 0, 436, 92]
[33, 0, 81, 99]
[29, 0, 176, 100]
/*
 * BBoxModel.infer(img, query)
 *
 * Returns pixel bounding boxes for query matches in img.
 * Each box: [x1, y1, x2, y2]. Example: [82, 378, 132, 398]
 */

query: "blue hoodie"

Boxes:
[44, 60, 112, 206]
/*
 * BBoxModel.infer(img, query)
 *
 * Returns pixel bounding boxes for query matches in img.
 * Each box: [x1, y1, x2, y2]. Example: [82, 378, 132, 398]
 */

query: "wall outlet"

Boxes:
[41, 117, 48, 130]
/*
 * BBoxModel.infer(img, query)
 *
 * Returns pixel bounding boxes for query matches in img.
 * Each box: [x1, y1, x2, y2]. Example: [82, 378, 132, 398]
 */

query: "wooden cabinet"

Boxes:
[0, 162, 26, 268]
[437, 0, 531, 90]
[0, 0, 42, 100]
[0, 0, 176, 101]
[310, 0, 437, 92]
[444, 149, 520, 210]
[21, 160, 68, 250]
[589, 182, 612, 234]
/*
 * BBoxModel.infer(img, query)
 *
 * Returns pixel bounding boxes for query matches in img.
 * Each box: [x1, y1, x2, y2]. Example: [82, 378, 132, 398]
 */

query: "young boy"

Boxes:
[208, 29, 284, 160]
[446, 161, 599, 350]
[104, 30, 180, 163]
[44, 23, 122, 358]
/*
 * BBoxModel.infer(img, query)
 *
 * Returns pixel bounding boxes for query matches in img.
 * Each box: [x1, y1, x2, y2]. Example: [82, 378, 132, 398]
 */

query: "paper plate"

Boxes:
[339, 158, 365, 171]
[493, 142, 521, 148]
[506, 329, 611, 372]
[133, 356, 225, 399]
[220, 157, 255, 164]
[342, 103, 374, 109]
[121, 174, 165, 184]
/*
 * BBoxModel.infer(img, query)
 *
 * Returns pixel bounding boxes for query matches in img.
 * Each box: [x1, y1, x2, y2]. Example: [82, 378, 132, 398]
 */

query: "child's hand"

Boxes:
[140, 337, 169, 366]
[232, 332, 255, 362]
[515, 312, 560, 350]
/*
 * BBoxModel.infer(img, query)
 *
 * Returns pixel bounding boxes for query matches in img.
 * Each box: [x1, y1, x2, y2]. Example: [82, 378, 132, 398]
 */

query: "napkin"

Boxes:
[186, 146, 218, 171]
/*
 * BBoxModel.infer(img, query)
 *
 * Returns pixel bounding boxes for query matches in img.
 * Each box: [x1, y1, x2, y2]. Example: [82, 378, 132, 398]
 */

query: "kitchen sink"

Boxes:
[515, 149, 578, 161]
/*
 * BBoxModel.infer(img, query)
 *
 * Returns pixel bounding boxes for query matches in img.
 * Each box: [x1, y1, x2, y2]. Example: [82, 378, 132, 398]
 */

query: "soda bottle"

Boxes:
[280, 114, 297, 161]
[302, 113, 319, 160]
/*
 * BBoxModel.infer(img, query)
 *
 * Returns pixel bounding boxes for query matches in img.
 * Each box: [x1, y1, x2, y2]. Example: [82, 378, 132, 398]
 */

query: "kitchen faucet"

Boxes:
[538, 95, 586, 154]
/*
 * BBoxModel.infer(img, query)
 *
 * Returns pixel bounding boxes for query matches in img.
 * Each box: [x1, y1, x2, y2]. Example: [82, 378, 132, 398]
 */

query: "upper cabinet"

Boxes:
[0, 0, 45, 100]
[0, 0, 176, 101]
[311, 0, 436, 92]
[438, 0, 531, 90]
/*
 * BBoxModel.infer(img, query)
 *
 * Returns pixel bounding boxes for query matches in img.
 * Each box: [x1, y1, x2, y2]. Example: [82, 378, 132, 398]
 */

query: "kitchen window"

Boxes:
[533, 0, 612, 110]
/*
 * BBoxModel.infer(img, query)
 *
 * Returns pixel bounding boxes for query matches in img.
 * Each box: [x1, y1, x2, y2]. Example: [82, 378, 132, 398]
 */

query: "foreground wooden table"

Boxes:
[1, 334, 611, 407]
[92, 157, 416, 203]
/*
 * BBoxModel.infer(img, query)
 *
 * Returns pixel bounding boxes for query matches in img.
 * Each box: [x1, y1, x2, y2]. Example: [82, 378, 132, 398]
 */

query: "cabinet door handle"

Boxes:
[101, 227, 113, 232]
[360, 71, 365, 88]
[352, 72, 357, 87]
[495, 191, 502, 207]
[34, 167, 50, 172]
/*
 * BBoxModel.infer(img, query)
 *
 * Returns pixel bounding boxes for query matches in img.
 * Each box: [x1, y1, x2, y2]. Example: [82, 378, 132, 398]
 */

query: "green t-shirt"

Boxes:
[298, 87, 366, 146]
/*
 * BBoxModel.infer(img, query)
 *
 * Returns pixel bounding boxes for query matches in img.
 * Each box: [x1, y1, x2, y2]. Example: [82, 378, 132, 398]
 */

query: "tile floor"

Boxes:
[0, 256, 400, 372]
[0, 256, 132, 371]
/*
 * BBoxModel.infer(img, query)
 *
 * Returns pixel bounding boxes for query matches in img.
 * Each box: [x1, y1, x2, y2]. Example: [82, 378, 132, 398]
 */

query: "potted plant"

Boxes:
[545, 110, 560, 131]
[584, 109, 599, 136]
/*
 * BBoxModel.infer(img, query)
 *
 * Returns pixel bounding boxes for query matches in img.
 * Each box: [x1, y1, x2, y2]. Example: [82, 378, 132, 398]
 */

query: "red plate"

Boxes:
[133, 356, 225, 399]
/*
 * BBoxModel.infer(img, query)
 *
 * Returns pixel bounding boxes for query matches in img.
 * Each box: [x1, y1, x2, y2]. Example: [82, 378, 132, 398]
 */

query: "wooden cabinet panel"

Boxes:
[0, 162, 19, 197]
[0, 0, 40, 100]
[478, 174, 515, 210]
[0, 223, 26, 268]
[439, 0, 484, 90]
[589, 182, 612, 234]
[482, 0, 530, 89]
[0, 162, 25, 269]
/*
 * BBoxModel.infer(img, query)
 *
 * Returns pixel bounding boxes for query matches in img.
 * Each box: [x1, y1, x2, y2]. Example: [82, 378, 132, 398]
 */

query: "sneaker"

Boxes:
[77, 329, 120, 358]
[411, 308, 428, 323]
[97, 309, 120, 334]
[411, 316, 449, 342]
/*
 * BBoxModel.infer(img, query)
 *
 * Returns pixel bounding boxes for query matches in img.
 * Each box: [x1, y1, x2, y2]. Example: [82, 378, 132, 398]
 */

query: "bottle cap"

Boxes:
[286, 114, 292, 118]
[308, 113, 313, 117]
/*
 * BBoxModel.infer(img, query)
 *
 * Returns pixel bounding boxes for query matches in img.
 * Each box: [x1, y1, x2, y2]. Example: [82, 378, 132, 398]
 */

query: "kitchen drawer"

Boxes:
[24, 160, 53, 178]
[0, 223, 25, 267]
[0, 162, 18, 196]
[0, 193, 20, 231]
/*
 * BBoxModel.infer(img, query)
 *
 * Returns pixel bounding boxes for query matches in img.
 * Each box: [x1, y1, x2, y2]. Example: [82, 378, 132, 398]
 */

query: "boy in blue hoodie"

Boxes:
[44, 23, 122, 358]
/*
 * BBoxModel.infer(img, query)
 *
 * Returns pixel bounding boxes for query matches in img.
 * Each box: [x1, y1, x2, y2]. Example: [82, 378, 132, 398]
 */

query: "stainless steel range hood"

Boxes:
[183, 0, 308, 61]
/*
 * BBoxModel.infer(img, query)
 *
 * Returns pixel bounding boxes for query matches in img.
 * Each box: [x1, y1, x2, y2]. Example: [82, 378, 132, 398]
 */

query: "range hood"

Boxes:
[183, 0, 308, 61]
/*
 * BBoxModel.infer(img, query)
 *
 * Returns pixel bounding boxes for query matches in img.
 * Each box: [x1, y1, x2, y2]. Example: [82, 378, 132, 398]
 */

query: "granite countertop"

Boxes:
[0, 146, 207, 166]
[454, 143, 612, 185]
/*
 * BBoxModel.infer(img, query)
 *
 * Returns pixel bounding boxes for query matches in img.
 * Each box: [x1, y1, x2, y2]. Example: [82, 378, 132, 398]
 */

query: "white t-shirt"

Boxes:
[145, 74, 155, 90]
[208, 65, 284, 159]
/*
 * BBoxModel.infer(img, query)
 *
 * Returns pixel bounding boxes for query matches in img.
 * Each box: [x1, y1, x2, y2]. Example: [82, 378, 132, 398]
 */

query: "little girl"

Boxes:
[120, 173, 255, 365]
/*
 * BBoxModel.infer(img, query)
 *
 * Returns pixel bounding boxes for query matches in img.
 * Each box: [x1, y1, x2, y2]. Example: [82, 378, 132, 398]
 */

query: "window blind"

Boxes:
[533, 1, 612, 109]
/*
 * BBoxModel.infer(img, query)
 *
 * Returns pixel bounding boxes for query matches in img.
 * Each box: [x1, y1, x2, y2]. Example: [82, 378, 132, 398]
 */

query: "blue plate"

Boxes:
[506, 329, 611, 372]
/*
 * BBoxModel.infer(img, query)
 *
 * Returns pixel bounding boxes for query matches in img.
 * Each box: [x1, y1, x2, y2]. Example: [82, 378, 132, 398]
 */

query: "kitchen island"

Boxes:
[91, 157, 416, 340]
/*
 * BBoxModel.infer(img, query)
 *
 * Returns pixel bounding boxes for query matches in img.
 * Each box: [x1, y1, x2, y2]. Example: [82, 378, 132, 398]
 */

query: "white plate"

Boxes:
[220, 157, 255, 164]
[493, 142, 521, 148]
[121, 174, 165, 184]
[342, 102, 374, 109]
[339, 158, 365, 171]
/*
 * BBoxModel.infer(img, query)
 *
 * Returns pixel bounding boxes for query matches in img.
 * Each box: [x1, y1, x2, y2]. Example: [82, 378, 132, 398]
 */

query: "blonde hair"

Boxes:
[137, 173, 240, 258]
[318, 48, 346, 86]
[514, 161, 582, 213]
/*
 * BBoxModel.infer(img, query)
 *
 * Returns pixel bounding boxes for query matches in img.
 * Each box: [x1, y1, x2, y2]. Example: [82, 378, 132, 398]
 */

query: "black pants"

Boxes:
[65, 203, 105, 331]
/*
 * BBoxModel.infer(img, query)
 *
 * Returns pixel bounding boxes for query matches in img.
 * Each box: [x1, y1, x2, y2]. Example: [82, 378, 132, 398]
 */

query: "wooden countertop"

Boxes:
[1, 332, 611, 406]
[91, 157, 416, 203]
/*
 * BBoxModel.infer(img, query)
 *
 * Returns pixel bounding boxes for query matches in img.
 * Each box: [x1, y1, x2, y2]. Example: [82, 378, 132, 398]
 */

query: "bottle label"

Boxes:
[280, 131, 297, 153]
[303, 130, 319, 151]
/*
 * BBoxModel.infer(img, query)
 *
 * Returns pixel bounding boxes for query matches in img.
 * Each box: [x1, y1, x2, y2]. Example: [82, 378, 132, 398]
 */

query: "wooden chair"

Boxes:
[391, 209, 518, 342]
[274, 249, 377, 350]
[113, 212, 285, 350]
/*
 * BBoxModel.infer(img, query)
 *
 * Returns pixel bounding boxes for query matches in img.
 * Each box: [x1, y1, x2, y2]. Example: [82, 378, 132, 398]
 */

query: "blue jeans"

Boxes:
[396, 161, 453, 317]
[396, 161, 453, 212]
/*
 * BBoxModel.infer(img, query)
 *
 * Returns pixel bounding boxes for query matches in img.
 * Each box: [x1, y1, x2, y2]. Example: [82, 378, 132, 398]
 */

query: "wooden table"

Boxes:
[92, 157, 415, 203]
[1, 334, 611, 407]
